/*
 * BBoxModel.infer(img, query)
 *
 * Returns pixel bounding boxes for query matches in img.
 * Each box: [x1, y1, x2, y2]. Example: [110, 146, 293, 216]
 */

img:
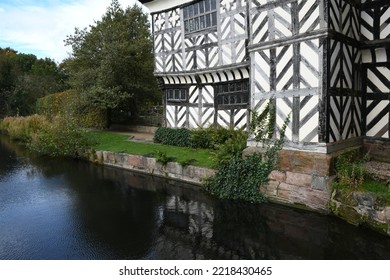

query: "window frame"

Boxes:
[165, 87, 189, 103]
[214, 80, 250, 109]
[182, 0, 218, 34]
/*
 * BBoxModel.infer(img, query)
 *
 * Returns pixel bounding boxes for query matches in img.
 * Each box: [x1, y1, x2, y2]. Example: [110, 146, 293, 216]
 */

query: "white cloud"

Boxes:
[0, 0, 143, 63]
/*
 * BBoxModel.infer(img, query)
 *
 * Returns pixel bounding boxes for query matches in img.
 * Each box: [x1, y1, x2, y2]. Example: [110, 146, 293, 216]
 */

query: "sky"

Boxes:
[0, 0, 147, 63]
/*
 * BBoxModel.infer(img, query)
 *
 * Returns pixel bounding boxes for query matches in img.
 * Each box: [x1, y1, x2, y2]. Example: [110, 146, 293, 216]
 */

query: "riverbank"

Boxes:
[3, 132, 390, 260]
[1, 117, 389, 237]
[85, 150, 215, 185]
[84, 146, 390, 237]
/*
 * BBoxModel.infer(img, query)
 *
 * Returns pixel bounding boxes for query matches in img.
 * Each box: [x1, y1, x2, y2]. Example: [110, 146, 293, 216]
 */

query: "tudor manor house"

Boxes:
[140, 0, 389, 206]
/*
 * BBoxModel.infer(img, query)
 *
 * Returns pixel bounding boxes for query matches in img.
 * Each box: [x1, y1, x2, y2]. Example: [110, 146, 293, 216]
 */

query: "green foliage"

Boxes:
[153, 127, 192, 147]
[178, 158, 197, 168]
[0, 47, 67, 117]
[211, 130, 248, 166]
[0, 115, 94, 158]
[154, 150, 175, 166]
[204, 153, 269, 203]
[155, 126, 249, 152]
[250, 99, 277, 145]
[211, 127, 245, 146]
[333, 150, 366, 190]
[64, 1, 160, 124]
[189, 127, 214, 149]
[37, 90, 78, 117]
[363, 178, 390, 203]
[28, 116, 94, 158]
[203, 99, 289, 203]
[189, 127, 246, 149]
[37, 90, 107, 129]
[332, 150, 390, 205]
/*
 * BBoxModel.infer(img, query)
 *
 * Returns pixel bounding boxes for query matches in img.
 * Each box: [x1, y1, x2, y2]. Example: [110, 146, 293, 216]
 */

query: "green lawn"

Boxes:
[88, 131, 216, 168]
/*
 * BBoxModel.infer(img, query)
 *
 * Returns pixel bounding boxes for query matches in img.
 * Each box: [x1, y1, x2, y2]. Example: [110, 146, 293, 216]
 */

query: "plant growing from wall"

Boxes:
[154, 150, 175, 166]
[333, 150, 366, 191]
[331, 150, 390, 205]
[204, 99, 289, 203]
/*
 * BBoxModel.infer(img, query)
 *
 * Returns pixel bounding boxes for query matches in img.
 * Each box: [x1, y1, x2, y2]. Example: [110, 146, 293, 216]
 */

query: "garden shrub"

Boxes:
[37, 90, 77, 117]
[211, 127, 242, 146]
[28, 116, 94, 158]
[189, 127, 214, 149]
[175, 127, 247, 150]
[78, 107, 107, 129]
[211, 129, 248, 166]
[153, 127, 191, 147]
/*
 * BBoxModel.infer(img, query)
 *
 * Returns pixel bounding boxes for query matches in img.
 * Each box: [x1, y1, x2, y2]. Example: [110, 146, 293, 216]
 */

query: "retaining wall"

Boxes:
[88, 150, 215, 185]
[85, 149, 390, 235]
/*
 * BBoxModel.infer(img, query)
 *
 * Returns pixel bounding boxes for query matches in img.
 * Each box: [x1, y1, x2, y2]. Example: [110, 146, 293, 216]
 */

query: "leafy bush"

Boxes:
[203, 99, 289, 203]
[153, 127, 191, 147]
[211, 130, 248, 166]
[211, 127, 242, 146]
[28, 116, 94, 158]
[189, 127, 214, 149]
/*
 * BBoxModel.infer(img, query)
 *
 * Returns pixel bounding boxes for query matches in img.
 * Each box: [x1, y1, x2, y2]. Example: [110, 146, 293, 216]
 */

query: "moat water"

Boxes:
[1, 135, 390, 260]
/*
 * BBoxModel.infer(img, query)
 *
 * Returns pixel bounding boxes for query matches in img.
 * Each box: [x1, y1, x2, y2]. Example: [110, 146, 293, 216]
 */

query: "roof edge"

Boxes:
[139, 0, 193, 14]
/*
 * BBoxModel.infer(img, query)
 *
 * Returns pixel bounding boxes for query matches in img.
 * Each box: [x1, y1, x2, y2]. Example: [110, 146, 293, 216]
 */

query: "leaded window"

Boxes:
[215, 80, 250, 108]
[183, 0, 217, 34]
[166, 88, 188, 102]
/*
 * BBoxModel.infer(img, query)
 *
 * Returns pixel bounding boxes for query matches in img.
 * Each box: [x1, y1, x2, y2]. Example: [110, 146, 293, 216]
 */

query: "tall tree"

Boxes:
[0, 48, 67, 117]
[10, 58, 68, 115]
[64, 0, 159, 125]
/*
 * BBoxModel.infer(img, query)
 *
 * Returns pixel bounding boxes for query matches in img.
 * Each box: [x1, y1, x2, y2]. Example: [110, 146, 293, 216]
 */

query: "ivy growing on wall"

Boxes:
[204, 99, 289, 203]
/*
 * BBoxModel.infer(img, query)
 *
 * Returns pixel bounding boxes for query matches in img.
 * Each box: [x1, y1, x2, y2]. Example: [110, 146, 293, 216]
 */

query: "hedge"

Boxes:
[37, 90, 107, 129]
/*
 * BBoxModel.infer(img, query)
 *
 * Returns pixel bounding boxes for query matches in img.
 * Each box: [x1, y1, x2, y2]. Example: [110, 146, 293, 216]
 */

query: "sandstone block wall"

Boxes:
[91, 151, 215, 185]
[260, 150, 334, 212]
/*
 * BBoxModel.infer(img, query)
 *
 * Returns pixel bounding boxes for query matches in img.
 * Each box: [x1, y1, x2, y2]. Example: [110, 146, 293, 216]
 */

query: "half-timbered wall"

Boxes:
[248, 0, 325, 147]
[153, 0, 248, 73]
[327, 0, 362, 143]
[361, 0, 390, 139]
[147, 0, 390, 148]
[152, 0, 250, 130]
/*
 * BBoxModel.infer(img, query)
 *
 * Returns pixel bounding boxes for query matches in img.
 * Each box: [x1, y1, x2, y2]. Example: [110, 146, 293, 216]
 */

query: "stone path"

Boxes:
[107, 130, 155, 143]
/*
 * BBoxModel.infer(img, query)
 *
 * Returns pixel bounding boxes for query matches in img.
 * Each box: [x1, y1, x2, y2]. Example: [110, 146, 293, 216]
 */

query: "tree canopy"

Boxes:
[64, 0, 159, 124]
[0, 47, 67, 117]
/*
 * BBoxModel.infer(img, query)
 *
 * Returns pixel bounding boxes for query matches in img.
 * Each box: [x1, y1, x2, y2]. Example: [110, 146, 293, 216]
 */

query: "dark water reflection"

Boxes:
[1, 135, 390, 260]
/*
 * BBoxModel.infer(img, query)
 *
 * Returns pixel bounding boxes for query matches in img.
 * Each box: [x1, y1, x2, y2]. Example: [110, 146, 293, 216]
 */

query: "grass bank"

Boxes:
[88, 131, 216, 168]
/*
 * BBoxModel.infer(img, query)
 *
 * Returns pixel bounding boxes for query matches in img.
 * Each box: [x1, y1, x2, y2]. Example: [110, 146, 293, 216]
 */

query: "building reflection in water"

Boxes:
[2, 134, 390, 260]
